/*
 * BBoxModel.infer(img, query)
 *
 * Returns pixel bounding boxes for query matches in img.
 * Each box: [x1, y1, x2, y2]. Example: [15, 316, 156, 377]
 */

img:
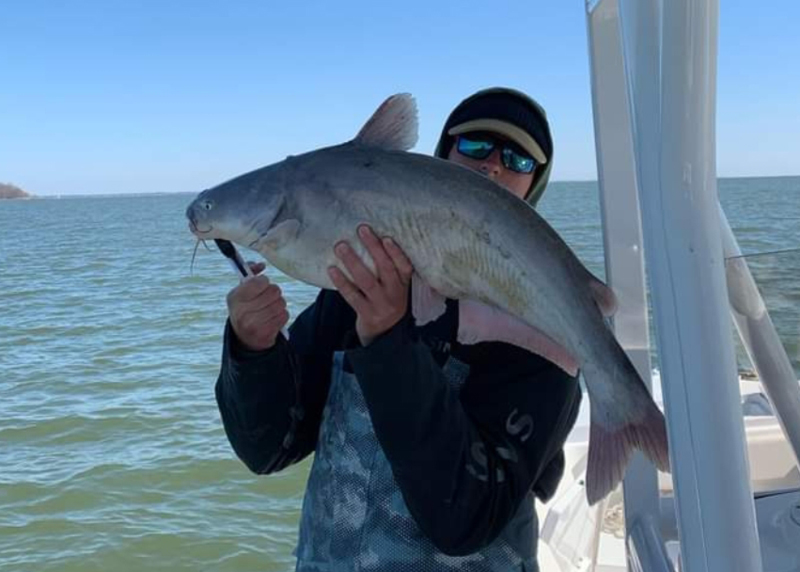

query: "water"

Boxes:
[1, 177, 798, 571]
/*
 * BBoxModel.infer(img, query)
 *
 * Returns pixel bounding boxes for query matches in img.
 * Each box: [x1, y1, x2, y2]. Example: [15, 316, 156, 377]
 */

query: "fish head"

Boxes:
[186, 162, 287, 249]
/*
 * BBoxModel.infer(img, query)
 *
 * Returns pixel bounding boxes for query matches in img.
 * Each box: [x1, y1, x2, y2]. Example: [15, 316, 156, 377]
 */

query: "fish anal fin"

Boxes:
[412, 274, 448, 326]
[457, 299, 579, 376]
[354, 94, 419, 151]
[585, 400, 670, 505]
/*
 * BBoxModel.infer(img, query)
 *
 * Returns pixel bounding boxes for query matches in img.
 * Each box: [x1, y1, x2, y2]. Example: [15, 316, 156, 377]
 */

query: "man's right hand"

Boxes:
[227, 262, 290, 351]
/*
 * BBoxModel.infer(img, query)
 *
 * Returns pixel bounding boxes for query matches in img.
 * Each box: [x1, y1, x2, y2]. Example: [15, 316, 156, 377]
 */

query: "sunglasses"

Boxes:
[456, 133, 538, 174]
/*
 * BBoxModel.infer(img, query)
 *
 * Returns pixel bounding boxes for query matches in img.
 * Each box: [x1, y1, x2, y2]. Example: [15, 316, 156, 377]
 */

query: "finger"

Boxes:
[251, 306, 289, 335]
[247, 261, 266, 275]
[228, 287, 283, 324]
[357, 225, 398, 284]
[334, 241, 381, 297]
[234, 274, 272, 302]
[227, 275, 271, 307]
[383, 237, 413, 284]
[328, 266, 371, 315]
[238, 280, 281, 307]
[238, 308, 289, 349]
[265, 307, 291, 329]
[243, 290, 287, 317]
[233, 295, 287, 334]
[257, 283, 284, 306]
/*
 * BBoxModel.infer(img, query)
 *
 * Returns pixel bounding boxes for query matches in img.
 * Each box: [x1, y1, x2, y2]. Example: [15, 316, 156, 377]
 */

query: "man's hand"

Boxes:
[227, 262, 290, 351]
[328, 225, 414, 346]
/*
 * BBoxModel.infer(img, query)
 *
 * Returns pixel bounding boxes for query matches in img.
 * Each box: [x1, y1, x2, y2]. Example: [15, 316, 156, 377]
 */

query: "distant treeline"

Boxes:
[0, 183, 31, 199]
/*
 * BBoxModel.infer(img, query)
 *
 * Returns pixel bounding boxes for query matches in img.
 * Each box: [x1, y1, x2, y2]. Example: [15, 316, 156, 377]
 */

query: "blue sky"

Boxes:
[1, 1, 798, 196]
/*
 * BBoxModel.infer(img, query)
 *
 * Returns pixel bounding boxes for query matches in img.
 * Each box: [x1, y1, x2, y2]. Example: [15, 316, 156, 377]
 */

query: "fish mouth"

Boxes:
[187, 214, 214, 237]
[188, 221, 214, 236]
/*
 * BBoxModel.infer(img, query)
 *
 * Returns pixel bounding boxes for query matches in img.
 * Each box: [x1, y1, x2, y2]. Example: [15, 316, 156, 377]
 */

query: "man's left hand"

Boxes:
[328, 225, 414, 346]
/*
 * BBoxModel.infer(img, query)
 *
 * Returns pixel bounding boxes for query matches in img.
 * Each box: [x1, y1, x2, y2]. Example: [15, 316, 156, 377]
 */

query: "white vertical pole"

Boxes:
[618, 0, 764, 570]
[585, 0, 660, 543]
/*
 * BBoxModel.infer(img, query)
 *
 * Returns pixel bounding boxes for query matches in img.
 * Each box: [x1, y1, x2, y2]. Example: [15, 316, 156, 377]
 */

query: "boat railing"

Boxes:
[720, 206, 800, 469]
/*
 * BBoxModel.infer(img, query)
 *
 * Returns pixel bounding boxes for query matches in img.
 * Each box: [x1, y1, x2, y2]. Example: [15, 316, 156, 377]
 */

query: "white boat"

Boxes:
[536, 374, 800, 571]
[535, 1, 800, 570]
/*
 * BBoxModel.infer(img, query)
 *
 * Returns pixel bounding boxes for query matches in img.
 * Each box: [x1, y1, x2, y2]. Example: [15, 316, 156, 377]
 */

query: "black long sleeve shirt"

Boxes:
[215, 289, 581, 556]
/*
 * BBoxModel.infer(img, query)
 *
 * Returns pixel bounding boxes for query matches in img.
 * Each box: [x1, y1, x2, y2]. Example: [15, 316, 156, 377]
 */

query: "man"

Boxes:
[216, 87, 581, 571]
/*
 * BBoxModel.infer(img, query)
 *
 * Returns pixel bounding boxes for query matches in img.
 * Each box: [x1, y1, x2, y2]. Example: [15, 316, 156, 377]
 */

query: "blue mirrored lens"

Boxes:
[457, 137, 495, 160]
[502, 148, 536, 174]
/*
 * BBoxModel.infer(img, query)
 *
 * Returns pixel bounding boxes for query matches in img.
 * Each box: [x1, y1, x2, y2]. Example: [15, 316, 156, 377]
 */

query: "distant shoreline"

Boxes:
[26, 191, 199, 200]
[0, 183, 32, 199]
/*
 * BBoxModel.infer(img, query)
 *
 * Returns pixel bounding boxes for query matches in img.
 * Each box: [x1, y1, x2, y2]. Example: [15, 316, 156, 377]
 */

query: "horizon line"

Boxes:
[19, 172, 800, 198]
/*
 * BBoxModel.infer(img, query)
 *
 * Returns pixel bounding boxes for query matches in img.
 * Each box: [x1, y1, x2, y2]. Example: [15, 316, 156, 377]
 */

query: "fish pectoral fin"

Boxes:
[457, 299, 579, 376]
[262, 219, 301, 250]
[353, 94, 419, 151]
[411, 274, 448, 326]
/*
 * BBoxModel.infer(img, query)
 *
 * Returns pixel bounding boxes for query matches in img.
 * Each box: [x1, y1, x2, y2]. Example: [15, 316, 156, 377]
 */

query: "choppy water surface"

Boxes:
[1, 177, 798, 571]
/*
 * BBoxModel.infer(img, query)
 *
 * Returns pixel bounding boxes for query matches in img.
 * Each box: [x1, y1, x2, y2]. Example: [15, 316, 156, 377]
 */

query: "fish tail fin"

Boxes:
[586, 395, 670, 506]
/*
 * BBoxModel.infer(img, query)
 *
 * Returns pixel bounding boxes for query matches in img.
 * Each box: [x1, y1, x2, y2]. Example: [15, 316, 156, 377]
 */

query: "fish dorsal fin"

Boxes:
[354, 93, 418, 151]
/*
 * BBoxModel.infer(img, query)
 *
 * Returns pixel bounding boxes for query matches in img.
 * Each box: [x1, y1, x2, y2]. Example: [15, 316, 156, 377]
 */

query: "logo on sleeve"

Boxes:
[466, 409, 534, 483]
[506, 408, 533, 442]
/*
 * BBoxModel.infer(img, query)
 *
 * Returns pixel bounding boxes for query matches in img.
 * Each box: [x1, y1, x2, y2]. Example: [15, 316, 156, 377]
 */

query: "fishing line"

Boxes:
[725, 247, 800, 261]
